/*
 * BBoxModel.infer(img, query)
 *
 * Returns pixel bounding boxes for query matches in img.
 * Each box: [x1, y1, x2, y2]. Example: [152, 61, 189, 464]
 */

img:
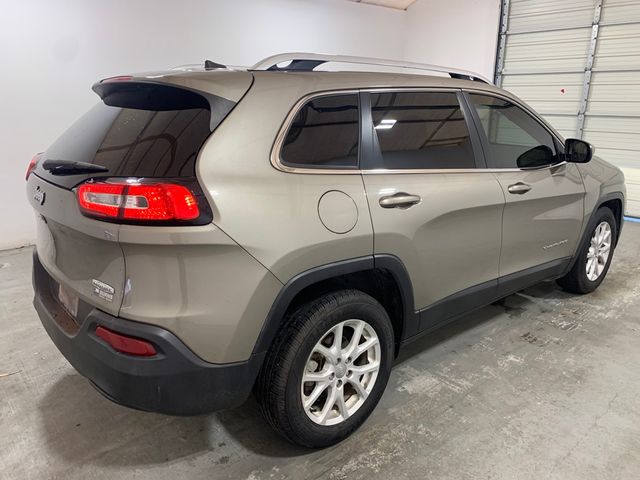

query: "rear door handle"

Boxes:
[507, 182, 532, 195]
[379, 193, 421, 208]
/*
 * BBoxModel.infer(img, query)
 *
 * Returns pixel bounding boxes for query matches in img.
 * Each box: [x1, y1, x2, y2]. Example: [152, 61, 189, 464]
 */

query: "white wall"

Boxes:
[405, 0, 500, 81]
[0, 0, 499, 250]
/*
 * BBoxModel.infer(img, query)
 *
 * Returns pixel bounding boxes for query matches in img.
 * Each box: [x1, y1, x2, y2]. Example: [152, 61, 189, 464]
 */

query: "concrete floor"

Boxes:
[1, 223, 640, 480]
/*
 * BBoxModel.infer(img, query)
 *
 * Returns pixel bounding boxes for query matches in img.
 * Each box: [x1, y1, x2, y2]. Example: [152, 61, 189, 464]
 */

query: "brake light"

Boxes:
[95, 326, 157, 356]
[77, 181, 200, 222]
[26, 153, 42, 181]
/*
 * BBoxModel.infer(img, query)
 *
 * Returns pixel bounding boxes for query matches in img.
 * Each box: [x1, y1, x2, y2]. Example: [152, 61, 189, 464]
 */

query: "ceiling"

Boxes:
[348, 0, 417, 11]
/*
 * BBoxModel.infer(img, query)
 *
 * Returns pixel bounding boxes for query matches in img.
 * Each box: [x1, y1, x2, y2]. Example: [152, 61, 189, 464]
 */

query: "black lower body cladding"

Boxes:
[32, 252, 262, 415]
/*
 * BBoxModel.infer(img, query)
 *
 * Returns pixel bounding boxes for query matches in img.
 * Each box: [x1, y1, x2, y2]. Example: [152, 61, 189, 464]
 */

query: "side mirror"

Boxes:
[516, 145, 556, 169]
[565, 138, 594, 163]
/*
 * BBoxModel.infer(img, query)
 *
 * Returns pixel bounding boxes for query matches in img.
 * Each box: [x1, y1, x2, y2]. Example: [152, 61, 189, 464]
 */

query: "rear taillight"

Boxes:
[95, 326, 157, 357]
[77, 181, 200, 223]
[26, 153, 42, 181]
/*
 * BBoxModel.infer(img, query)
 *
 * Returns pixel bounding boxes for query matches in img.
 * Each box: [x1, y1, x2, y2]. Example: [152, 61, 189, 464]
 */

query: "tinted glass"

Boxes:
[469, 94, 558, 169]
[370, 92, 475, 170]
[281, 94, 359, 168]
[91, 105, 210, 177]
[36, 84, 232, 189]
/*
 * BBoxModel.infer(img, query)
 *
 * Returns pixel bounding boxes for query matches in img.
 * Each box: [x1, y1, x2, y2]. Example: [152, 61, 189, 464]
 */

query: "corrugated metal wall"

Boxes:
[497, 0, 640, 216]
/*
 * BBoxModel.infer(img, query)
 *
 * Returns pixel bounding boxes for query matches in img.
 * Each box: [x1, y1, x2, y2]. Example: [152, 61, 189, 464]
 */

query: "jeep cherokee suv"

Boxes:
[27, 53, 625, 448]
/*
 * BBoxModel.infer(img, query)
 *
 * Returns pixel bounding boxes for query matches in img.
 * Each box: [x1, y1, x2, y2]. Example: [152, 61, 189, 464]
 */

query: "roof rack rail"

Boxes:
[251, 52, 492, 84]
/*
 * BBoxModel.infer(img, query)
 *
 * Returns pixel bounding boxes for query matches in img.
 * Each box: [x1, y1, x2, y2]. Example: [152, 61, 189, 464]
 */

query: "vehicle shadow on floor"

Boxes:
[38, 374, 308, 468]
[38, 282, 574, 466]
[394, 280, 573, 365]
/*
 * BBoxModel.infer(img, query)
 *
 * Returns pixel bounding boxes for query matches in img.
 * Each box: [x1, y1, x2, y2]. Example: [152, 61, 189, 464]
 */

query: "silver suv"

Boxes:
[27, 53, 625, 447]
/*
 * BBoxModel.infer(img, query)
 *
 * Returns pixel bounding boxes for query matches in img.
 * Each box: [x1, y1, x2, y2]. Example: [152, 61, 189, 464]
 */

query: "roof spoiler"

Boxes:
[91, 78, 235, 130]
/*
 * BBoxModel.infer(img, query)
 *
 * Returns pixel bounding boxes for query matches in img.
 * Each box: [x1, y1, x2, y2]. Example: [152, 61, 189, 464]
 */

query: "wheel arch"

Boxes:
[598, 196, 624, 246]
[565, 191, 625, 275]
[252, 255, 417, 358]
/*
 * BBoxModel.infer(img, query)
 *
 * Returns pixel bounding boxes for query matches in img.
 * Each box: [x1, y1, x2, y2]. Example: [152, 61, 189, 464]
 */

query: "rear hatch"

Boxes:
[27, 69, 252, 319]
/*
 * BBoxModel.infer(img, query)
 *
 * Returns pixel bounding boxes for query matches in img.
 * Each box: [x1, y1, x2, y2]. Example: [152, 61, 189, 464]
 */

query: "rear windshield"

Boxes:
[35, 83, 234, 189]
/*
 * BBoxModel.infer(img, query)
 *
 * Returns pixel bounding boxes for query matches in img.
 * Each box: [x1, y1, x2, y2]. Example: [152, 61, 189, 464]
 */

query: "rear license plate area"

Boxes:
[58, 283, 79, 318]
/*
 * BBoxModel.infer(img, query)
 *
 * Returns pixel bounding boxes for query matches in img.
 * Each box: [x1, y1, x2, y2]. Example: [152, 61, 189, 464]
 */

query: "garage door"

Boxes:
[496, 0, 640, 217]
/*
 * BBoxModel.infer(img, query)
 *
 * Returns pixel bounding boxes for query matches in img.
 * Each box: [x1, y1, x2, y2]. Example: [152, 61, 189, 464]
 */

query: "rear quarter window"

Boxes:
[280, 93, 359, 169]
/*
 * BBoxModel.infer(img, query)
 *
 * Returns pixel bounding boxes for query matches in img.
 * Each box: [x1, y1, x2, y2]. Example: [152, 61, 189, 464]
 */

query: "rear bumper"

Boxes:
[32, 252, 263, 415]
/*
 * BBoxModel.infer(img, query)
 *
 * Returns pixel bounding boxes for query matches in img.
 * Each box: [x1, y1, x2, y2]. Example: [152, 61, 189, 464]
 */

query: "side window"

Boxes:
[370, 91, 476, 170]
[281, 94, 359, 168]
[468, 94, 559, 169]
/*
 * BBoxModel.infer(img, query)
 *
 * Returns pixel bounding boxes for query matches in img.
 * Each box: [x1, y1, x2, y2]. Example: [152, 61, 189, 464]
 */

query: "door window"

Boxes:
[468, 94, 559, 169]
[281, 94, 359, 168]
[369, 92, 476, 170]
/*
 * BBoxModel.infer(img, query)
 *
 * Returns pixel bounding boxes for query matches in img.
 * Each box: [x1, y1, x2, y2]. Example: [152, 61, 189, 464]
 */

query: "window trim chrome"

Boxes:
[461, 88, 568, 172]
[270, 87, 567, 175]
[271, 89, 361, 175]
[461, 87, 566, 146]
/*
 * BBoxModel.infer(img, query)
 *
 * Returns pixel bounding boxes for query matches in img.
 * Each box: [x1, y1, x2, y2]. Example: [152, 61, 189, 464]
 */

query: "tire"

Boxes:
[255, 289, 394, 448]
[557, 206, 617, 294]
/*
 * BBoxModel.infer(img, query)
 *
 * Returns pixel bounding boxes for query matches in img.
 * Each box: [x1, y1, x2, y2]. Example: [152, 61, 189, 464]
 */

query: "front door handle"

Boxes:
[379, 192, 421, 208]
[507, 182, 532, 195]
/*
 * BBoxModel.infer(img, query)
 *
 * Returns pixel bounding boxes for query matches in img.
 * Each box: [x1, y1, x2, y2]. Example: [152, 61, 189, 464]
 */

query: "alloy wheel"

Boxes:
[301, 319, 381, 426]
[586, 221, 612, 281]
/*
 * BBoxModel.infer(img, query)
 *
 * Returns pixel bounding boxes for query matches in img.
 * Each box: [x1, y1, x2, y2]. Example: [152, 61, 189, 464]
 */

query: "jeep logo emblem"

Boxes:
[34, 186, 46, 206]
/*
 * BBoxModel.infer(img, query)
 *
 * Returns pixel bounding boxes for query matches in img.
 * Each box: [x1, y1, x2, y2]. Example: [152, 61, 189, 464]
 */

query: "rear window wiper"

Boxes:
[42, 160, 109, 176]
